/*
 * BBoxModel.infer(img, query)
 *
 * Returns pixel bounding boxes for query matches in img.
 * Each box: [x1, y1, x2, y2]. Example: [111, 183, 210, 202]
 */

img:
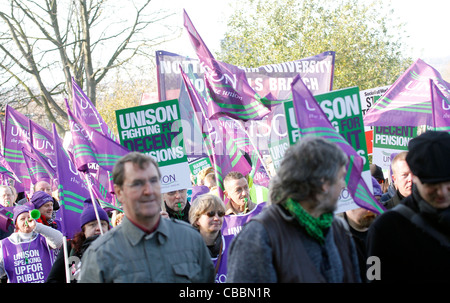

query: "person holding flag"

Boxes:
[0, 205, 63, 283]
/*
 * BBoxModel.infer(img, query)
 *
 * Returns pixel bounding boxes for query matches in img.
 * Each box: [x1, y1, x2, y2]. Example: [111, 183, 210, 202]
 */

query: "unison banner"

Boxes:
[284, 86, 375, 213]
[156, 50, 335, 159]
[115, 99, 191, 193]
[156, 50, 335, 102]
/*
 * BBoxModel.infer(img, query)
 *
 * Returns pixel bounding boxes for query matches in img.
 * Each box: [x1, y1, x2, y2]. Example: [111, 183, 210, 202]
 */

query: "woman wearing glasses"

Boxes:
[189, 194, 232, 283]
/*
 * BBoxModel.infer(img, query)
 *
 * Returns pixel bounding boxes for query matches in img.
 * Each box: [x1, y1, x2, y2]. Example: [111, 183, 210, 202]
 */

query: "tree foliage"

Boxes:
[218, 0, 413, 91]
[96, 77, 154, 138]
[0, 0, 178, 132]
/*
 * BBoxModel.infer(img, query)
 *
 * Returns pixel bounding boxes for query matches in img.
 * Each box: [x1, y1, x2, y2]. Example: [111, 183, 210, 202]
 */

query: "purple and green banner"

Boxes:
[181, 68, 252, 199]
[289, 75, 385, 214]
[53, 124, 88, 239]
[431, 80, 450, 133]
[364, 58, 450, 127]
[72, 77, 118, 143]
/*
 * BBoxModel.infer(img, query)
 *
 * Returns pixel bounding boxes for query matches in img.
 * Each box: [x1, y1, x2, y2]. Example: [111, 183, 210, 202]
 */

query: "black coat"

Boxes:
[366, 186, 450, 282]
[46, 235, 99, 283]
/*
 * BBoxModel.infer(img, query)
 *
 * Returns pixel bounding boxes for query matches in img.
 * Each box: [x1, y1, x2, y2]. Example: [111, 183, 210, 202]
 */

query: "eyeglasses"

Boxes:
[205, 210, 225, 218]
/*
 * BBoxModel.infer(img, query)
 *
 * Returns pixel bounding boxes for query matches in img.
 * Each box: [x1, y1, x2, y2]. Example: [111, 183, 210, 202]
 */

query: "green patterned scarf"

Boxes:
[283, 198, 333, 245]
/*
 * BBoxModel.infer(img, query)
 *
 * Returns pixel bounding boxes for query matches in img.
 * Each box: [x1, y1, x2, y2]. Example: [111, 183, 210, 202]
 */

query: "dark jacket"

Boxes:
[227, 204, 361, 283]
[165, 201, 191, 223]
[383, 189, 405, 209]
[46, 235, 99, 283]
[366, 185, 450, 282]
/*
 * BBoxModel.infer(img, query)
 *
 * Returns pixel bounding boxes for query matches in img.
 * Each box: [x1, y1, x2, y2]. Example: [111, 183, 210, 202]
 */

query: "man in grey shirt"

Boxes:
[79, 152, 214, 283]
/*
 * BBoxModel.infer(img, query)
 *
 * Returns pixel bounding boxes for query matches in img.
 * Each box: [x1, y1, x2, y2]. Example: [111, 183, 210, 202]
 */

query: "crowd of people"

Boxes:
[0, 130, 449, 283]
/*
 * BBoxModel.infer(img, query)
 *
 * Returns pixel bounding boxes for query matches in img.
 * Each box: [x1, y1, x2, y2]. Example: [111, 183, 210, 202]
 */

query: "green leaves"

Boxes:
[219, 0, 412, 90]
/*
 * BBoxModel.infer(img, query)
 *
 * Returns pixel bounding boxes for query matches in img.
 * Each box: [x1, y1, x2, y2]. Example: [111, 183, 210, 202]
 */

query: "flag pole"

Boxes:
[82, 172, 104, 235]
[62, 236, 71, 283]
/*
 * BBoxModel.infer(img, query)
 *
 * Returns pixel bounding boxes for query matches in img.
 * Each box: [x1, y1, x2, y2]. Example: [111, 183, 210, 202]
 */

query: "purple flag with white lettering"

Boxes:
[21, 147, 51, 185]
[181, 68, 252, 199]
[26, 143, 57, 180]
[3, 105, 32, 192]
[28, 119, 59, 164]
[430, 80, 450, 133]
[66, 100, 129, 173]
[222, 202, 266, 236]
[364, 59, 450, 127]
[291, 75, 385, 214]
[72, 77, 118, 142]
[183, 10, 271, 121]
[53, 124, 87, 239]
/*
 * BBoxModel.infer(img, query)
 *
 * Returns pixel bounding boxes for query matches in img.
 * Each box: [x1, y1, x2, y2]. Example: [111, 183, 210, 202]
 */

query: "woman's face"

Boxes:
[16, 212, 35, 234]
[83, 220, 109, 238]
[195, 208, 225, 234]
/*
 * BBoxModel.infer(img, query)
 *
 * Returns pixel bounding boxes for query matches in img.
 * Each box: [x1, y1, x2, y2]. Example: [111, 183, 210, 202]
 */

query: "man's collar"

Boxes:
[122, 215, 169, 246]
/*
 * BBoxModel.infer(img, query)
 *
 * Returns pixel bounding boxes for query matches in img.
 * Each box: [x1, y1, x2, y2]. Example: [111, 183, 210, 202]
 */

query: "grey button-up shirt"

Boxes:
[78, 216, 214, 283]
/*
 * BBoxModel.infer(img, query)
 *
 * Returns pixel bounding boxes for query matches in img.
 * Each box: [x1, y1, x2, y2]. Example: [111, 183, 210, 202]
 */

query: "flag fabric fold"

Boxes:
[183, 10, 271, 121]
[291, 75, 385, 214]
[21, 147, 51, 185]
[364, 58, 450, 127]
[72, 77, 118, 142]
[430, 80, 450, 133]
[66, 99, 129, 172]
[53, 124, 88, 239]
[180, 67, 252, 199]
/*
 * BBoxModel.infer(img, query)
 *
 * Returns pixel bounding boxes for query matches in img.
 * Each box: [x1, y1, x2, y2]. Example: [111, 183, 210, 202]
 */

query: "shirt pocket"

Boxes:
[168, 249, 202, 282]
[172, 261, 201, 282]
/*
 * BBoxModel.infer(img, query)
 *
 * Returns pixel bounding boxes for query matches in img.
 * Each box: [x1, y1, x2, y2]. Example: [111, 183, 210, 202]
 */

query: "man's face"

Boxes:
[115, 162, 162, 224]
[413, 176, 450, 209]
[392, 160, 412, 197]
[163, 189, 188, 211]
[321, 165, 347, 213]
[0, 188, 13, 207]
[346, 207, 377, 229]
[224, 177, 250, 207]
[35, 181, 52, 195]
[39, 201, 54, 220]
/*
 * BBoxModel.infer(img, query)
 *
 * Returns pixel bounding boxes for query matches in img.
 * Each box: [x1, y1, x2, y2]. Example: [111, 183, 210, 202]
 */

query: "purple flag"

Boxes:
[222, 202, 266, 236]
[3, 105, 32, 192]
[364, 59, 450, 127]
[183, 10, 271, 121]
[53, 124, 88, 239]
[180, 68, 252, 199]
[291, 75, 385, 214]
[66, 100, 129, 172]
[430, 80, 450, 133]
[21, 147, 51, 185]
[0, 206, 14, 232]
[28, 119, 59, 164]
[26, 143, 57, 180]
[0, 154, 22, 184]
[71, 77, 118, 142]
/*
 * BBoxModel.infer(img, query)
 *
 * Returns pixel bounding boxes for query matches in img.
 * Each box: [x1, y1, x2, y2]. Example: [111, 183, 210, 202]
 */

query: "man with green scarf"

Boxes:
[227, 137, 361, 282]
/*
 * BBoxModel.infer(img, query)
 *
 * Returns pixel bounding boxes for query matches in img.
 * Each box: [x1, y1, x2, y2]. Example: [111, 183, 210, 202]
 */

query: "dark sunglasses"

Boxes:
[205, 210, 225, 218]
